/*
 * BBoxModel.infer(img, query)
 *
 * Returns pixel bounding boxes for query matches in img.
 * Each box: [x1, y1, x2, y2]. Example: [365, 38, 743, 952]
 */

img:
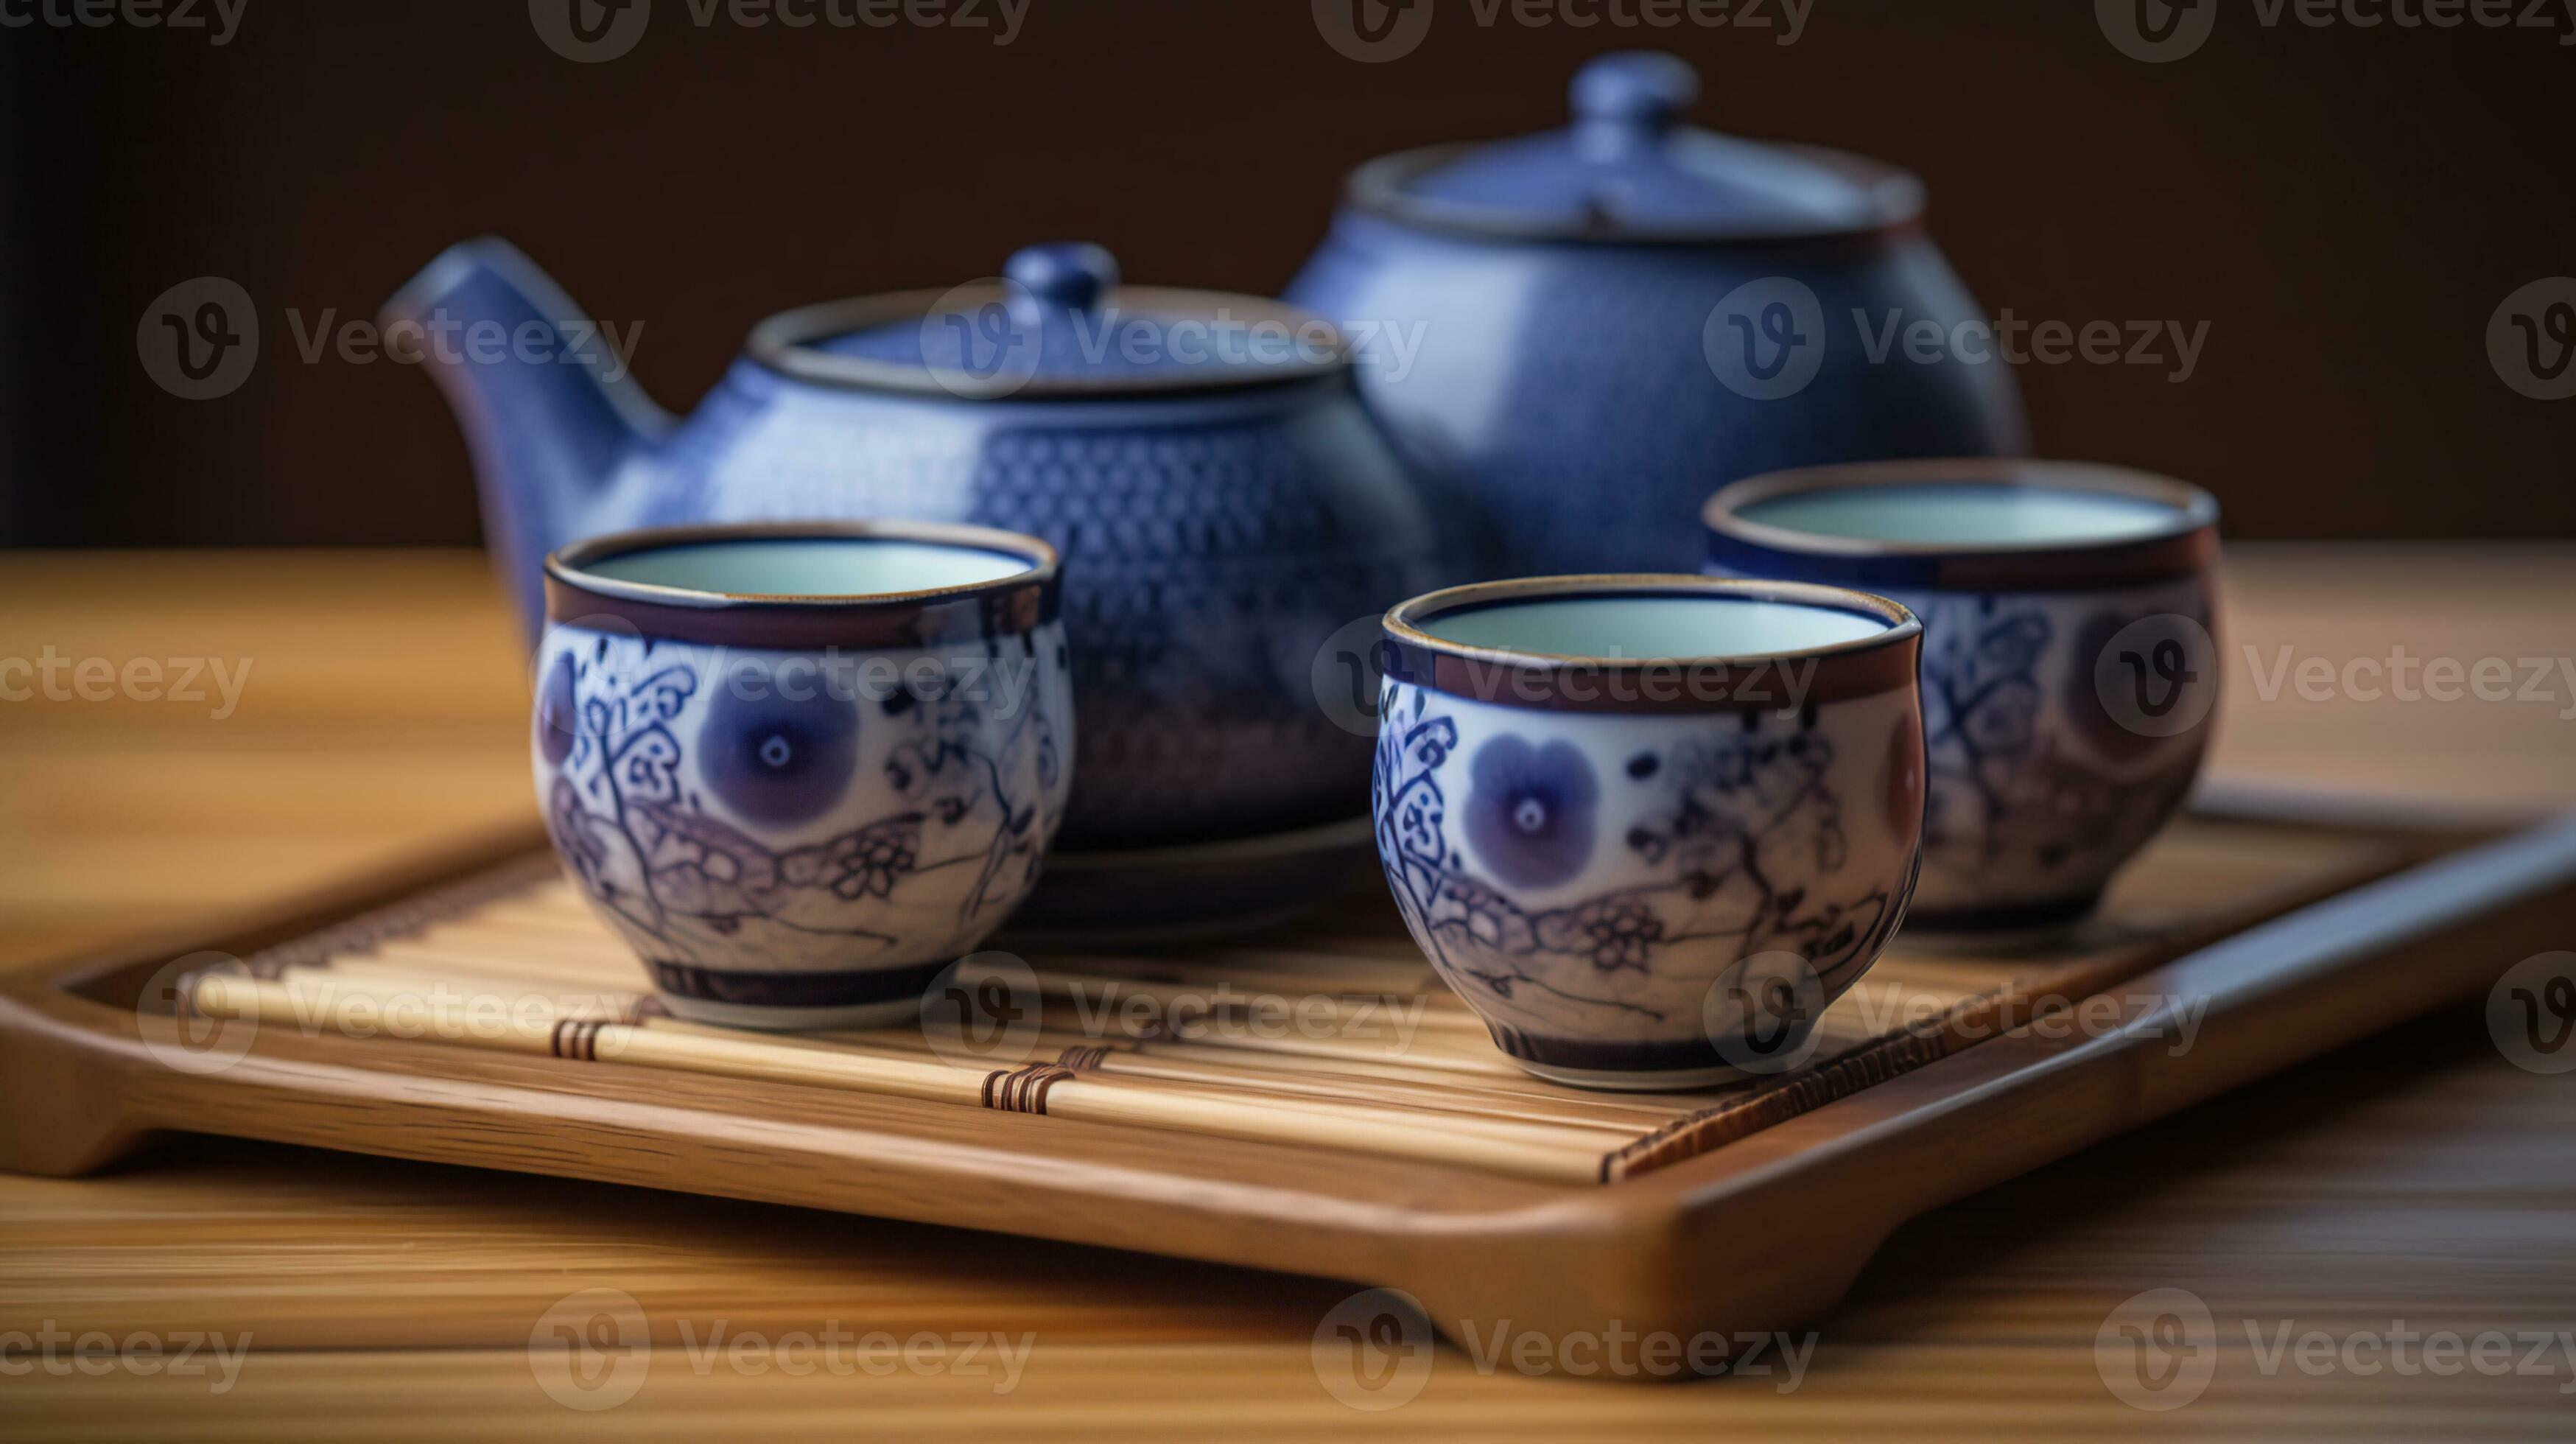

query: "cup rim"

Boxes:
[1380, 574, 1921, 715]
[542, 521, 1061, 650]
[1702, 459, 2219, 591]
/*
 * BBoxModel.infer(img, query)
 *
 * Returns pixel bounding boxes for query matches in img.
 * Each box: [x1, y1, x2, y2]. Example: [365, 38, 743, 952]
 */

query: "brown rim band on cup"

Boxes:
[544, 520, 1062, 650]
[1702, 459, 2220, 592]
[1380, 575, 1921, 716]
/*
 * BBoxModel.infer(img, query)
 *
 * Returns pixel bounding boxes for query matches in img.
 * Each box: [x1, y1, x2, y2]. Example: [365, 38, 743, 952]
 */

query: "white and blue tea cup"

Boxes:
[1705, 460, 2221, 932]
[535, 521, 1073, 1029]
[1374, 575, 1926, 1090]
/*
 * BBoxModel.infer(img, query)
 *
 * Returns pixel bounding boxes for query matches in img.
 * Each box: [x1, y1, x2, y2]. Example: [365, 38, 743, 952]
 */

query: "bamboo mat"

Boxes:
[188, 815, 2399, 1187]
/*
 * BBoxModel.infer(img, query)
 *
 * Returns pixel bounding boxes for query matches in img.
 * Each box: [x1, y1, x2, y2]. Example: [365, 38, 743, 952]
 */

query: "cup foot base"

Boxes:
[651, 994, 923, 1033]
[1899, 891, 2104, 950]
[1512, 1059, 1752, 1093]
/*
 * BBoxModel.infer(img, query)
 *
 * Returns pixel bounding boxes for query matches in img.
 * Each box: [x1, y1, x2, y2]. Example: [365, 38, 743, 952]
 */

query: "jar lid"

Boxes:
[1347, 52, 1923, 243]
[749, 243, 1347, 399]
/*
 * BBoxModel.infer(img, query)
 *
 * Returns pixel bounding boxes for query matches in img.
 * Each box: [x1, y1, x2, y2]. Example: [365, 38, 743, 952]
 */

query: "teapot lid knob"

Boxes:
[1004, 242, 1119, 312]
[1570, 52, 1698, 133]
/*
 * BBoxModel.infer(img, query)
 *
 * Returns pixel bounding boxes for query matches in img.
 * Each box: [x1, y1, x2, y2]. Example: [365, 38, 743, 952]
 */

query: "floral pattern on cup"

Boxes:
[1897, 583, 2210, 923]
[536, 625, 1071, 1011]
[1375, 680, 1919, 1082]
[1465, 735, 1598, 888]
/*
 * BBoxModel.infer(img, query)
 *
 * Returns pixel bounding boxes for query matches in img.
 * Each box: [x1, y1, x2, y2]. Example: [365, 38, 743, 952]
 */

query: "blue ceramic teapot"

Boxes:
[1287, 52, 2029, 577]
[387, 240, 1444, 851]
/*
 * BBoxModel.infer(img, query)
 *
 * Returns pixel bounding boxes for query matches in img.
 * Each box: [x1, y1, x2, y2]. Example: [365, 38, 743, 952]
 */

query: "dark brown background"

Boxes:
[4, 0, 2569, 547]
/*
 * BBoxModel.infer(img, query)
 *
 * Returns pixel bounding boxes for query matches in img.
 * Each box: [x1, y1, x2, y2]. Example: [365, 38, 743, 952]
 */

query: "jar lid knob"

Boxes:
[1003, 242, 1118, 313]
[1570, 52, 1699, 134]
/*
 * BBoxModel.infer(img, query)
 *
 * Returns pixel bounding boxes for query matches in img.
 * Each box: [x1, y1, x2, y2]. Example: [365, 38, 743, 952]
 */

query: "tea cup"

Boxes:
[1704, 459, 2220, 932]
[1374, 575, 1926, 1090]
[535, 521, 1073, 1029]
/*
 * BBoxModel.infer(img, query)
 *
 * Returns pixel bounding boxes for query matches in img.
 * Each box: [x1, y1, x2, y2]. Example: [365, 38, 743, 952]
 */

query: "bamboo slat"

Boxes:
[155, 813, 2404, 1188]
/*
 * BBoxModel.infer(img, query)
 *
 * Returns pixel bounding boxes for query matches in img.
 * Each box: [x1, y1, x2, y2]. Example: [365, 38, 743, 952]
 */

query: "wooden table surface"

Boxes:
[3, 544, 2572, 1437]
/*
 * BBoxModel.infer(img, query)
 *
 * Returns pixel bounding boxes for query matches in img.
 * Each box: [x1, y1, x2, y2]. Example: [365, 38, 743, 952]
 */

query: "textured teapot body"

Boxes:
[393, 240, 1445, 853]
[625, 362, 1441, 849]
[1289, 210, 2027, 578]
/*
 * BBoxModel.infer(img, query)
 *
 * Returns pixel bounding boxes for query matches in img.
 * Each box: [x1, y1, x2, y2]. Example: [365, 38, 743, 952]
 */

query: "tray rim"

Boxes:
[7, 790, 2572, 1342]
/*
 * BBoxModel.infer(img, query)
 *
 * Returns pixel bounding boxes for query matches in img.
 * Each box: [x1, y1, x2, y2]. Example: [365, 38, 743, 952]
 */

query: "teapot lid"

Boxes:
[1348, 52, 1923, 243]
[748, 243, 1349, 399]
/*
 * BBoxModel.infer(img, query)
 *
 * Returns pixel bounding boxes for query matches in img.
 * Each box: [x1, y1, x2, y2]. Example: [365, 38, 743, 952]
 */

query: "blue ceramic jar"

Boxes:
[1289, 52, 2028, 578]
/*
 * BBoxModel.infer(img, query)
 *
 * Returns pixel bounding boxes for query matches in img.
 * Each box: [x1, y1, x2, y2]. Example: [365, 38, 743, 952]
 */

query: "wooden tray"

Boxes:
[7, 795, 2575, 1344]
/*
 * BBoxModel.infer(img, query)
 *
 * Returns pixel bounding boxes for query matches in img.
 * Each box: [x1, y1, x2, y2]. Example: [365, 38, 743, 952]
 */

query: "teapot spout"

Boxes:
[383, 238, 668, 636]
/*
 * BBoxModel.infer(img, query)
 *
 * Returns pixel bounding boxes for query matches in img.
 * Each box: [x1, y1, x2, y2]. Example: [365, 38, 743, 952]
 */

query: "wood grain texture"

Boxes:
[4, 544, 2575, 1437]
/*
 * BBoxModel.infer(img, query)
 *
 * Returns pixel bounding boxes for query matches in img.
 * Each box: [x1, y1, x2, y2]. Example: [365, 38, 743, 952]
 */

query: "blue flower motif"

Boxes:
[699, 671, 860, 827]
[535, 653, 580, 768]
[1466, 735, 1598, 889]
